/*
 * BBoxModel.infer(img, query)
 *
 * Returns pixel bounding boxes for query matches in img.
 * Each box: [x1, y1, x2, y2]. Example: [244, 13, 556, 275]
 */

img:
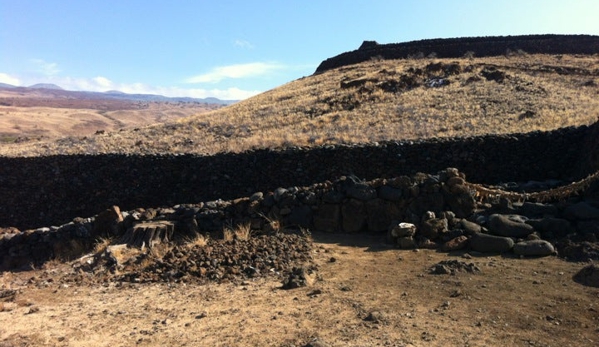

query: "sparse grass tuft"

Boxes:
[222, 222, 253, 241]
[222, 228, 234, 242]
[259, 213, 281, 233]
[234, 223, 252, 241]
[93, 237, 113, 254]
[184, 234, 208, 248]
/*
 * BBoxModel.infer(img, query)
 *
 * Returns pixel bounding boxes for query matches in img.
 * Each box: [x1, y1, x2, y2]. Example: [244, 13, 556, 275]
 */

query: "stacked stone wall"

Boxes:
[0, 168, 477, 269]
[315, 34, 599, 74]
[0, 123, 596, 230]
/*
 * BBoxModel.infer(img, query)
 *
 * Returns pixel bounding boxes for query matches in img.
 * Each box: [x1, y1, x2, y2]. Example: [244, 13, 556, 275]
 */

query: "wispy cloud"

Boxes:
[185, 62, 284, 84]
[30, 59, 60, 76]
[234, 39, 254, 49]
[0, 73, 20, 86]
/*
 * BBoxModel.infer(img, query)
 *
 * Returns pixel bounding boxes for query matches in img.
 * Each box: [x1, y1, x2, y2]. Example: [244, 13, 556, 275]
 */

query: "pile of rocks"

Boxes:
[387, 194, 599, 260]
[68, 231, 314, 285]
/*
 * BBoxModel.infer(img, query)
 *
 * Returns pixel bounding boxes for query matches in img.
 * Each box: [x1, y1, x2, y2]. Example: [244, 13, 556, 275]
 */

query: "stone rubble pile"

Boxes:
[68, 231, 314, 285]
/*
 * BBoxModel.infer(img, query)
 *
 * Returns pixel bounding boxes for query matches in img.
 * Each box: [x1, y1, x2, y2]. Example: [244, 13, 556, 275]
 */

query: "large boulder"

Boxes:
[488, 214, 534, 238]
[92, 205, 124, 238]
[526, 218, 573, 238]
[460, 219, 482, 235]
[517, 202, 559, 217]
[288, 205, 313, 228]
[419, 218, 448, 240]
[346, 184, 377, 201]
[563, 202, 599, 220]
[341, 199, 366, 232]
[377, 186, 403, 202]
[313, 204, 340, 232]
[441, 235, 469, 251]
[366, 199, 394, 232]
[470, 233, 514, 253]
[442, 184, 476, 218]
[513, 240, 555, 256]
[388, 222, 416, 238]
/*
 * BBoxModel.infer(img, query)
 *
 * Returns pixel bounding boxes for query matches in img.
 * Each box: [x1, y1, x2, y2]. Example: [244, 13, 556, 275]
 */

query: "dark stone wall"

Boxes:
[315, 35, 599, 74]
[1, 123, 596, 230]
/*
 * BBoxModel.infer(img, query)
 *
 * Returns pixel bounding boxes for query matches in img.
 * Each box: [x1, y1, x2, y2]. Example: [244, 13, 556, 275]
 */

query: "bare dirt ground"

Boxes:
[1, 233, 597, 347]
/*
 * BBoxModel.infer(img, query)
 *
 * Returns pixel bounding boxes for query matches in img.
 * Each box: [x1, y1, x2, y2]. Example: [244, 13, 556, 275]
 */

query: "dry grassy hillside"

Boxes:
[0, 102, 221, 143]
[1, 54, 598, 157]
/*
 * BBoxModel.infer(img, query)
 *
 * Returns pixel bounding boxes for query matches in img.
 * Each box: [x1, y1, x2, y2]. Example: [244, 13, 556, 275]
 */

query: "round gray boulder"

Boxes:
[513, 240, 555, 256]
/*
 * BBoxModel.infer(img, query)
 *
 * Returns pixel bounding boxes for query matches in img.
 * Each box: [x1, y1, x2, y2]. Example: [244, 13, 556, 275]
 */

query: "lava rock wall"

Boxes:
[315, 35, 599, 74]
[0, 123, 596, 230]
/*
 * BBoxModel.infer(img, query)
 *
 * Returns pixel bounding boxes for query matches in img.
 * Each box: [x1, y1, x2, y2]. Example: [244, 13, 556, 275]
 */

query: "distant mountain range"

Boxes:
[0, 83, 236, 105]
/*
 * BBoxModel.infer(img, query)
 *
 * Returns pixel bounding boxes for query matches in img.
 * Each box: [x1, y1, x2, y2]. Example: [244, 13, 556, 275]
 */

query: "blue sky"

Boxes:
[1, 1, 598, 100]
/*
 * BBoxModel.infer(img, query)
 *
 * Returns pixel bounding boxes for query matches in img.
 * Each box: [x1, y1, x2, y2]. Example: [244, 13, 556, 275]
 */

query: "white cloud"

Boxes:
[186, 62, 284, 84]
[234, 39, 254, 49]
[0, 73, 20, 86]
[92, 76, 113, 89]
[30, 59, 60, 76]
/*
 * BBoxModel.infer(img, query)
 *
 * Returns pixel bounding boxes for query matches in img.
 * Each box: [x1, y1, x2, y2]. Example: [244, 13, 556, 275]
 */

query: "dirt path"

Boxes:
[1, 233, 597, 347]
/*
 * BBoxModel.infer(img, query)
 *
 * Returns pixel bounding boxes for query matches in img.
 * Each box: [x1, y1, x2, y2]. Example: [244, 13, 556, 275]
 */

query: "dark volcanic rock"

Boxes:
[555, 240, 599, 261]
[488, 214, 534, 238]
[429, 260, 481, 275]
[315, 35, 599, 74]
[282, 266, 313, 290]
[513, 240, 555, 256]
[92, 206, 124, 238]
[470, 232, 514, 253]
[573, 264, 599, 288]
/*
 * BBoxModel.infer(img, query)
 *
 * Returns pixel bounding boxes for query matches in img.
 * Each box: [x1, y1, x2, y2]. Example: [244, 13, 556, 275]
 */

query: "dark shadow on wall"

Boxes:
[0, 122, 597, 230]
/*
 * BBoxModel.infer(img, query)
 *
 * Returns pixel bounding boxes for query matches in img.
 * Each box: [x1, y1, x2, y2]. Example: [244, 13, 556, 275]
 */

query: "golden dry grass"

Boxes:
[222, 222, 252, 241]
[1, 54, 598, 157]
[0, 102, 220, 143]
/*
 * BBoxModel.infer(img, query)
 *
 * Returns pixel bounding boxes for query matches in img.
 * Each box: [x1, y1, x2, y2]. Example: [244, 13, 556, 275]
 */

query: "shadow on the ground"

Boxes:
[310, 231, 395, 252]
